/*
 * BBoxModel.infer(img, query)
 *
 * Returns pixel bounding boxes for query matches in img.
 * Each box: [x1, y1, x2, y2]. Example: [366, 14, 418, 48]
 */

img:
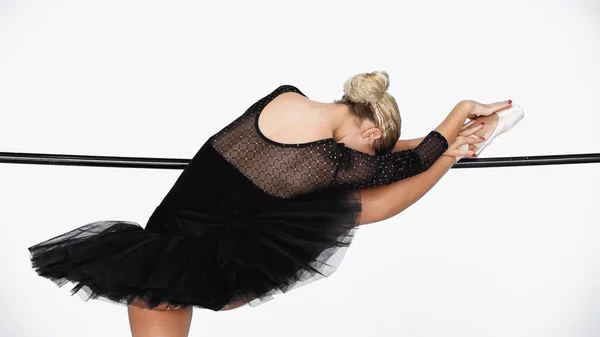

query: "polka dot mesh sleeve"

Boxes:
[330, 130, 449, 190]
[211, 85, 449, 199]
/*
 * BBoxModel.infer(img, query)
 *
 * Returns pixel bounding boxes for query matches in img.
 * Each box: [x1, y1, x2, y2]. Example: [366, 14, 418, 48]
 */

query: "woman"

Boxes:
[28, 71, 523, 337]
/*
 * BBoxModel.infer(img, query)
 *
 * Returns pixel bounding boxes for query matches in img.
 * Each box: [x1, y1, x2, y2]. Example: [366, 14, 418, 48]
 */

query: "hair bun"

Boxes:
[343, 71, 390, 104]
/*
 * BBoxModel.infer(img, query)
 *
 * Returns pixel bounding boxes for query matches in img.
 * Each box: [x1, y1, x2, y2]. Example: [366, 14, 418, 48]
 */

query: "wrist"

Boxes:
[436, 154, 458, 169]
[456, 100, 475, 117]
[442, 153, 459, 163]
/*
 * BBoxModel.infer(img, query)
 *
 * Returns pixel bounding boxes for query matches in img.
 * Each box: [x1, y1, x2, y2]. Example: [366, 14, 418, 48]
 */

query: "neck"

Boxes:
[317, 102, 355, 141]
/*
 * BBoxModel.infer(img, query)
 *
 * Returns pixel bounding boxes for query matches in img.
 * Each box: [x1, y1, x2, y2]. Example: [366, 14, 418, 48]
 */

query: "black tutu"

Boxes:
[28, 84, 450, 312]
[28, 140, 362, 311]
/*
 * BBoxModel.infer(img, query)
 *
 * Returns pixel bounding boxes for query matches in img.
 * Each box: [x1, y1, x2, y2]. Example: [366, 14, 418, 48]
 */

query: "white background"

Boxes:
[1, 0, 599, 336]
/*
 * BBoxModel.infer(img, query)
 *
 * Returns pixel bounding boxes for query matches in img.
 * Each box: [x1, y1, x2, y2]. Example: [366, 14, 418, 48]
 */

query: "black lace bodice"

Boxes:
[211, 85, 448, 199]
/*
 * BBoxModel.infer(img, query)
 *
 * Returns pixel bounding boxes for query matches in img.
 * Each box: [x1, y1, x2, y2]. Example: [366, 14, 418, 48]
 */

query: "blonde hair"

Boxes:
[335, 71, 401, 154]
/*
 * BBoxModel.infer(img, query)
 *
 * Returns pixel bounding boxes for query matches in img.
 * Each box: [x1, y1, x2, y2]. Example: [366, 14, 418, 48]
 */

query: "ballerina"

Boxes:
[28, 71, 523, 337]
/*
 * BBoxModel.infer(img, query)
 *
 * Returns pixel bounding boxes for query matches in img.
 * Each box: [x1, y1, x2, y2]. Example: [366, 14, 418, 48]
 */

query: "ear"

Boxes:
[362, 127, 383, 142]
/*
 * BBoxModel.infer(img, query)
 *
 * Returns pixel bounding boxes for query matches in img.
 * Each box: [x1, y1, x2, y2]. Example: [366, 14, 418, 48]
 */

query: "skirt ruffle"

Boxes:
[28, 190, 362, 311]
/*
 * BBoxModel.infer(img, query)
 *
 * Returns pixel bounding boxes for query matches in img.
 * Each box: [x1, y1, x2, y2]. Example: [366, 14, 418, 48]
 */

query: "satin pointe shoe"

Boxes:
[456, 104, 525, 161]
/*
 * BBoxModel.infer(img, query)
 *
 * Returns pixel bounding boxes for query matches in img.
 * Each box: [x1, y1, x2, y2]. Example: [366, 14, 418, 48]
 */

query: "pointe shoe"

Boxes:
[456, 104, 525, 161]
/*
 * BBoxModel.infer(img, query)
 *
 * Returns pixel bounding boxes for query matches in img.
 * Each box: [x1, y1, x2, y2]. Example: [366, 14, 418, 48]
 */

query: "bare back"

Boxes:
[257, 92, 333, 145]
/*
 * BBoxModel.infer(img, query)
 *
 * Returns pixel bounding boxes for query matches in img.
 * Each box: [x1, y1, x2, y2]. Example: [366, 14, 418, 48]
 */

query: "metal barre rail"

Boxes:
[1, 151, 599, 170]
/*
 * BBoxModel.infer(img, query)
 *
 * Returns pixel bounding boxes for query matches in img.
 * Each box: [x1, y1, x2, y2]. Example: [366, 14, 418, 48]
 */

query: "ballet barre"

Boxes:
[0, 151, 599, 169]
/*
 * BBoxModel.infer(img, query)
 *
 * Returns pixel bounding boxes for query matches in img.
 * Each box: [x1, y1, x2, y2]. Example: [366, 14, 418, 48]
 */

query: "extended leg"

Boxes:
[464, 104, 524, 156]
[128, 303, 193, 337]
[220, 300, 249, 311]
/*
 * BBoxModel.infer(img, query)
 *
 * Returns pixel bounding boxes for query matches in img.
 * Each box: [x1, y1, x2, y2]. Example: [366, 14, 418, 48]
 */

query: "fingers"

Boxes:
[459, 123, 484, 137]
[446, 149, 476, 158]
[461, 119, 478, 131]
[453, 135, 484, 147]
[462, 135, 485, 145]
[445, 135, 484, 158]
[454, 134, 484, 146]
[487, 100, 512, 114]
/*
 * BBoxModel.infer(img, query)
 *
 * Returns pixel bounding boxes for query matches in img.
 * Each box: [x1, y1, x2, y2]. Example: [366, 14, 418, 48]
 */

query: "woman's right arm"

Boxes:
[357, 153, 456, 226]
[356, 100, 477, 226]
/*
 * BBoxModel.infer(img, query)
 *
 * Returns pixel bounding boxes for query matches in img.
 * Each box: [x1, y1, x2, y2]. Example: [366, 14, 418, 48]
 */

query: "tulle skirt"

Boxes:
[28, 190, 362, 311]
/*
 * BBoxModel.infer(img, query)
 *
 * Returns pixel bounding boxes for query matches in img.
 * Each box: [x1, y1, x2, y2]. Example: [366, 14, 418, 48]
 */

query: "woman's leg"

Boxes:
[128, 303, 193, 337]
[220, 300, 249, 311]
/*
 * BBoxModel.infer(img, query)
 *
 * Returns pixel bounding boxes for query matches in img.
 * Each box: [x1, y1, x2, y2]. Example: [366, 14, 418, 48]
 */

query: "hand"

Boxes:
[467, 100, 512, 119]
[443, 120, 485, 159]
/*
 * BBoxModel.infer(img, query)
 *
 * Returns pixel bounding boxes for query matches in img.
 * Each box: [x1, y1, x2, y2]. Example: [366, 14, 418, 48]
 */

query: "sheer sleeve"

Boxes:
[330, 130, 449, 189]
